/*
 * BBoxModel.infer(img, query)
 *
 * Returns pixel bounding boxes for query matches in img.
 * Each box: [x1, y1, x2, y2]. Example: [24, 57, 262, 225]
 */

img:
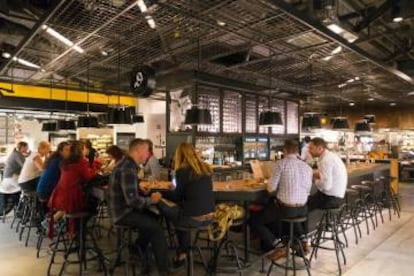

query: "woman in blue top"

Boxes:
[37, 141, 71, 201]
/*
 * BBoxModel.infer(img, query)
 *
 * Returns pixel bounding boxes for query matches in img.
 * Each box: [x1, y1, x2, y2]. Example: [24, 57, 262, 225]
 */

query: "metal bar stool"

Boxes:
[350, 184, 376, 234]
[344, 189, 362, 244]
[310, 205, 346, 275]
[18, 190, 40, 246]
[267, 216, 311, 276]
[378, 176, 401, 220]
[360, 180, 384, 226]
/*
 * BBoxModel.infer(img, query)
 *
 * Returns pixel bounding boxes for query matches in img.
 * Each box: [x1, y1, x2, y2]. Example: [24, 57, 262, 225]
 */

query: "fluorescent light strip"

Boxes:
[42, 25, 84, 54]
[146, 16, 156, 29]
[137, 0, 148, 13]
[12, 57, 41, 69]
[331, 46, 342, 55]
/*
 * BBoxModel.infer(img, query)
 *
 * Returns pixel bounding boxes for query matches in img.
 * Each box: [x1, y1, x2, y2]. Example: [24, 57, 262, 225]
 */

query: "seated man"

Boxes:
[108, 138, 170, 275]
[249, 140, 312, 260]
[307, 137, 347, 210]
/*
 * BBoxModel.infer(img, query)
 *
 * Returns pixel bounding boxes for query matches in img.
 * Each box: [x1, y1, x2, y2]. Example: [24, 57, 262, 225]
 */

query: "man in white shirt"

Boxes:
[300, 136, 313, 165]
[249, 140, 312, 260]
[307, 137, 347, 210]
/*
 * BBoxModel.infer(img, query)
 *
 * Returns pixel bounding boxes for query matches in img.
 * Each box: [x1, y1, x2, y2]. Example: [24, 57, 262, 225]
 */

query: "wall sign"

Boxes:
[130, 65, 156, 97]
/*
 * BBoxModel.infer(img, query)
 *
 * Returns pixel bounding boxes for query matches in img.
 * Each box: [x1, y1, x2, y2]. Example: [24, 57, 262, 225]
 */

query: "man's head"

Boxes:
[283, 140, 299, 155]
[129, 138, 150, 165]
[17, 141, 28, 154]
[304, 136, 311, 143]
[308, 137, 327, 158]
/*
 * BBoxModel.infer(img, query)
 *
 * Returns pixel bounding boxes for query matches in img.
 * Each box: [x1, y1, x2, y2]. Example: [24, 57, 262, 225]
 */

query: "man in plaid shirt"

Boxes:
[249, 140, 312, 260]
[108, 138, 170, 275]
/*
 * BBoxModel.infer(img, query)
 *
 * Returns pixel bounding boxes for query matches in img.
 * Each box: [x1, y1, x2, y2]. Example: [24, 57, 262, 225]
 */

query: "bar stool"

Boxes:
[343, 189, 362, 244]
[378, 176, 401, 220]
[267, 216, 311, 276]
[350, 184, 376, 234]
[47, 212, 108, 276]
[110, 224, 143, 276]
[175, 224, 212, 276]
[208, 219, 244, 275]
[18, 190, 40, 246]
[310, 205, 346, 275]
[360, 180, 384, 226]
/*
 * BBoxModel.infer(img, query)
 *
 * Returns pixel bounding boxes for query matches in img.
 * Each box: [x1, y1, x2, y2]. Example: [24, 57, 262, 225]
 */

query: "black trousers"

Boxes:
[307, 190, 344, 211]
[249, 201, 308, 252]
[18, 177, 40, 191]
[117, 210, 169, 273]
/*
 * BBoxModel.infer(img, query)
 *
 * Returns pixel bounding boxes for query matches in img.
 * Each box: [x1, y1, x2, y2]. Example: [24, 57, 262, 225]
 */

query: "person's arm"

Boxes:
[315, 158, 333, 191]
[119, 168, 153, 209]
[15, 152, 25, 167]
[33, 155, 45, 171]
[266, 161, 282, 193]
[79, 159, 97, 181]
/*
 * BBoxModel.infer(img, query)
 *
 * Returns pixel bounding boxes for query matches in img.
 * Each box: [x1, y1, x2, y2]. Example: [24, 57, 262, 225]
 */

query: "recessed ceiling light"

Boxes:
[322, 55, 333, 61]
[354, 76, 360, 80]
[390, 102, 397, 106]
[393, 17, 403, 23]
[349, 102, 355, 106]
[2, 52, 11, 59]
[407, 91, 414, 96]
[100, 50, 108, 56]
[40, 68, 46, 73]
[331, 46, 342, 55]
[216, 20, 226, 26]
[368, 98, 374, 101]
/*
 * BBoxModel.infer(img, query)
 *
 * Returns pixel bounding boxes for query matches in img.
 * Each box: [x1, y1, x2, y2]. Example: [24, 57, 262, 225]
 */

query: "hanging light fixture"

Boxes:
[364, 114, 376, 124]
[258, 52, 283, 127]
[107, 39, 133, 124]
[132, 113, 145, 123]
[302, 112, 321, 129]
[77, 59, 98, 128]
[184, 27, 212, 126]
[355, 120, 371, 132]
[58, 79, 76, 130]
[331, 83, 350, 130]
[41, 80, 57, 132]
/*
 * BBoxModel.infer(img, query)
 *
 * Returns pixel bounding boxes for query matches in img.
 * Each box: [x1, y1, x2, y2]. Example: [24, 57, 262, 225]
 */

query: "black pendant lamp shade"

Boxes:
[132, 114, 144, 123]
[41, 121, 57, 132]
[259, 111, 283, 126]
[302, 113, 321, 129]
[364, 114, 376, 124]
[77, 115, 99, 128]
[107, 106, 134, 124]
[57, 120, 76, 130]
[184, 106, 212, 125]
[355, 120, 371, 132]
[331, 117, 350, 130]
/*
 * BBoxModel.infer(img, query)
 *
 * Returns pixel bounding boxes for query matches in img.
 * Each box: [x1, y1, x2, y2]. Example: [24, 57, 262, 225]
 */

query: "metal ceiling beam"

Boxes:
[26, 1, 140, 81]
[0, 0, 67, 75]
[353, 0, 392, 33]
[268, 0, 414, 85]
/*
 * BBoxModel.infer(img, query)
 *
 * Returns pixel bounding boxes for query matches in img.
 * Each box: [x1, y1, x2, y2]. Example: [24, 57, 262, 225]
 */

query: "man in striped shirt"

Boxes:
[249, 140, 312, 260]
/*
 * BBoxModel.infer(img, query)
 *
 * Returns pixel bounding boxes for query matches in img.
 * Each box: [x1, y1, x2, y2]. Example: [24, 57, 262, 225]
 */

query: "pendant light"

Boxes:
[132, 114, 145, 123]
[58, 79, 76, 130]
[364, 114, 376, 124]
[42, 79, 58, 132]
[355, 120, 371, 132]
[258, 52, 282, 126]
[302, 112, 321, 129]
[332, 85, 349, 130]
[77, 59, 99, 128]
[184, 25, 212, 126]
[107, 39, 132, 124]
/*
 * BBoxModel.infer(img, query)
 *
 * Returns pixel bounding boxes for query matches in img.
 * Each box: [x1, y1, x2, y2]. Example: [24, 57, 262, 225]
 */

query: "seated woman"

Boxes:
[37, 141, 70, 219]
[18, 141, 51, 191]
[156, 142, 215, 266]
[101, 145, 125, 173]
[47, 140, 100, 237]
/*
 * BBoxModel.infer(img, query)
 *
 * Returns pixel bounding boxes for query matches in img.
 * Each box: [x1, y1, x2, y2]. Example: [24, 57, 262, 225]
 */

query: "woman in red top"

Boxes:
[48, 140, 99, 237]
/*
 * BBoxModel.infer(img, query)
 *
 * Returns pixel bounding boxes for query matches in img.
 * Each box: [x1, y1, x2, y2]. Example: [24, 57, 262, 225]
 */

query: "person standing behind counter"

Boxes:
[143, 139, 161, 180]
[307, 137, 347, 210]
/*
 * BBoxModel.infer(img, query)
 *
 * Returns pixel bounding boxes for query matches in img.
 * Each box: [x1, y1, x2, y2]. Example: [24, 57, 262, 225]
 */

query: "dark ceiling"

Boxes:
[1, 0, 414, 111]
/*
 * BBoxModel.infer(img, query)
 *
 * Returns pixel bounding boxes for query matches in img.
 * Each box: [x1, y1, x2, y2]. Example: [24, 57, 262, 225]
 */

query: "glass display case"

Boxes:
[195, 136, 239, 165]
[243, 137, 269, 161]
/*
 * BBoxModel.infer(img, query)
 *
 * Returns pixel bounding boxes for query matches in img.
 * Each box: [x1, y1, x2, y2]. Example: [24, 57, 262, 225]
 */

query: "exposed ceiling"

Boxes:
[0, 0, 414, 111]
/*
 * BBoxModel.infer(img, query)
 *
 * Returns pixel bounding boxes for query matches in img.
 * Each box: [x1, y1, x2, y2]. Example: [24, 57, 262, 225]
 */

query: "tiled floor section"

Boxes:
[0, 183, 413, 275]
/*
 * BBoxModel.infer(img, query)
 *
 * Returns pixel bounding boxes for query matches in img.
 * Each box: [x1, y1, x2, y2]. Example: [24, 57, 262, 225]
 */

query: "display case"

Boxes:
[195, 136, 240, 165]
[243, 137, 269, 161]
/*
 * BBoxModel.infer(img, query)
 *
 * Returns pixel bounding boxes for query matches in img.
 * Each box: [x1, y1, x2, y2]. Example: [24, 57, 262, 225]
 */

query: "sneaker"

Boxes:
[267, 247, 288, 261]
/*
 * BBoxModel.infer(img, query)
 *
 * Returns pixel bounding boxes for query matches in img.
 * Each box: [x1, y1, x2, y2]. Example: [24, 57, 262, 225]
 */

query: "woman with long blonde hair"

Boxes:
[158, 142, 215, 267]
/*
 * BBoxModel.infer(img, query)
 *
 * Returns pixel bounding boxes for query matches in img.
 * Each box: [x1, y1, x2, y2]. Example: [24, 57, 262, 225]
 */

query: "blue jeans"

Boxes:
[158, 201, 211, 254]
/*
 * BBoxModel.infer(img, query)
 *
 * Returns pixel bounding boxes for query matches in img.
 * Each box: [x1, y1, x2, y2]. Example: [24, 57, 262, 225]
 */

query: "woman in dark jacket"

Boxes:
[157, 142, 215, 265]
